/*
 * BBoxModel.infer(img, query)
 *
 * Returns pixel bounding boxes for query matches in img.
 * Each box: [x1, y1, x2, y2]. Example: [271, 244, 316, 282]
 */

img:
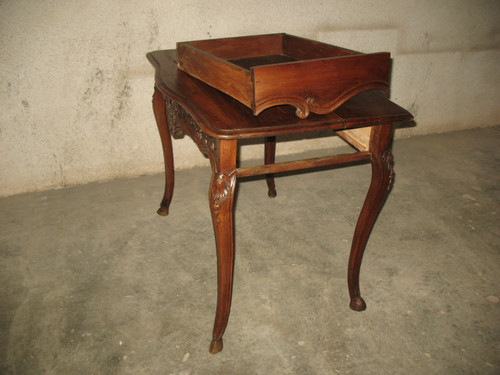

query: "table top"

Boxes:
[147, 50, 413, 140]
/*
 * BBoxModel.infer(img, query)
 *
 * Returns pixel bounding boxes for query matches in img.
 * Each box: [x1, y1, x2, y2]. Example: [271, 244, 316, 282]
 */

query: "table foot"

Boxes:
[267, 187, 277, 198]
[156, 205, 169, 216]
[349, 296, 367, 311]
[209, 338, 223, 354]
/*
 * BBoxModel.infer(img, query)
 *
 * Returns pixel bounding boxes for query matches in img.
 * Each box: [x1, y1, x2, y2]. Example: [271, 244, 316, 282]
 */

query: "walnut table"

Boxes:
[147, 49, 413, 354]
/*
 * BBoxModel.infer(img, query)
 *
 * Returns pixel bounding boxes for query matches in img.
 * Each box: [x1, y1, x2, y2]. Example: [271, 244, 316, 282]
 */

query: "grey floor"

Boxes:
[1, 127, 499, 375]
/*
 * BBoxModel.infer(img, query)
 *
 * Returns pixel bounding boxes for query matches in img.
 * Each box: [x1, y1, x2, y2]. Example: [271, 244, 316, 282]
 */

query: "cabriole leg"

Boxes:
[348, 124, 394, 311]
[208, 140, 237, 354]
[265, 136, 277, 197]
[152, 87, 174, 216]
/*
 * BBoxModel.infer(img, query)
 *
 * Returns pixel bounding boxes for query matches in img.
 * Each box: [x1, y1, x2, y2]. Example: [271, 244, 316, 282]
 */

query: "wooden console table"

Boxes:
[147, 49, 413, 354]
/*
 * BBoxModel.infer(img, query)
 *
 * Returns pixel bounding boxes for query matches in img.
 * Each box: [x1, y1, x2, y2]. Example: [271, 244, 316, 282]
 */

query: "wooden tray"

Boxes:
[176, 33, 391, 119]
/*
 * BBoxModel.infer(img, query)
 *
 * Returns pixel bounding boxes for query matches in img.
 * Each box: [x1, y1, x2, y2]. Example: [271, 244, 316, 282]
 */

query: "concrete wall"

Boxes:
[1, 0, 499, 197]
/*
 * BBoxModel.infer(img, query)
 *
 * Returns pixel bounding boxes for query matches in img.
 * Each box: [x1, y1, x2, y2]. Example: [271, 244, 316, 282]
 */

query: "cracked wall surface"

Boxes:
[1, 0, 499, 196]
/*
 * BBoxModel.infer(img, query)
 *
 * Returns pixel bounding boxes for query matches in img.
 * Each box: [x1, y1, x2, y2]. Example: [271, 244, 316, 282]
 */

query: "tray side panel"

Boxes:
[282, 34, 359, 59]
[182, 34, 284, 59]
[148, 50, 412, 139]
[177, 43, 253, 107]
[252, 52, 391, 118]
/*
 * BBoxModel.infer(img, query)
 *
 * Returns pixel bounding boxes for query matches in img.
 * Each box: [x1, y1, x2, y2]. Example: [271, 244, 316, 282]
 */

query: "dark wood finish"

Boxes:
[148, 50, 410, 139]
[176, 34, 391, 118]
[152, 87, 174, 216]
[147, 47, 413, 354]
[208, 140, 238, 354]
[264, 136, 277, 197]
[348, 124, 395, 311]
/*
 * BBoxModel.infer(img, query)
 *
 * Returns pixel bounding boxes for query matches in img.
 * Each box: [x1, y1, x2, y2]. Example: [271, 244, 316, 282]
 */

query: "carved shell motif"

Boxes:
[210, 171, 236, 223]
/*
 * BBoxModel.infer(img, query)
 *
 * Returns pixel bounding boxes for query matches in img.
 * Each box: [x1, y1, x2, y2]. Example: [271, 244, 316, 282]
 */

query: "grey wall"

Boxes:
[1, 0, 499, 197]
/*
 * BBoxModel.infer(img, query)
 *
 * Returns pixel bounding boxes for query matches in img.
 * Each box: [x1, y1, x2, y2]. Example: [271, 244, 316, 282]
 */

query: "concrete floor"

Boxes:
[1, 127, 499, 375]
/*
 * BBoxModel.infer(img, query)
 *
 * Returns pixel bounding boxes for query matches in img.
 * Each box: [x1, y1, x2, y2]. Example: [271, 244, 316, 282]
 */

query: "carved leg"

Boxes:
[348, 125, 394, 311]
[264, 136, 277, 197]
[208, 140, 237, 354]
[153, 87, 174, 216]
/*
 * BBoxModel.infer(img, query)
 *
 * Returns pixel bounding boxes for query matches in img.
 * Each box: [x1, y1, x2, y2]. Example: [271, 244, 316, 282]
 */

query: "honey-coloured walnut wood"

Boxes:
[176, 33, 391, 118]
[337, 126, 372, 151]
[147, 44, 412, 354]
